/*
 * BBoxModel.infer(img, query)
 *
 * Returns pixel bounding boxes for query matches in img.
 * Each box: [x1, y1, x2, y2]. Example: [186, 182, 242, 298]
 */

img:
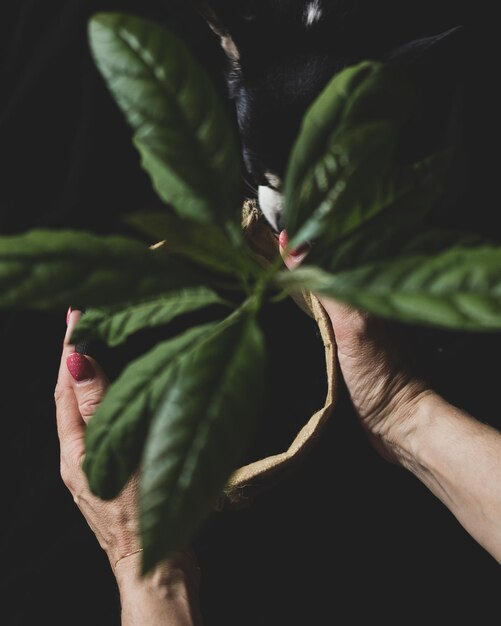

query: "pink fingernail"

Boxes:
[279, 230, 309, 257]
[66, 307, 72, 326]
[66, 352, 94, 382]
[279, 230, 289, 249]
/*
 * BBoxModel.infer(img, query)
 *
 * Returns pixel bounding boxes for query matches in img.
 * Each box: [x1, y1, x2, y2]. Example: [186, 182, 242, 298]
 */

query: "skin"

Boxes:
[280, 237, 501, 565]
[54, 311, 203, 626]
[53, 256, 501, 625]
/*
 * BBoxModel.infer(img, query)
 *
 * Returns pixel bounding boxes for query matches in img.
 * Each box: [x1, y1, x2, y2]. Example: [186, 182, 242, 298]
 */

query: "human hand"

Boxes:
[278, 232, 432, 463]
[54, 309, 144, 571]
[277, 235, 501, 565]
[54, 310, 201, 603]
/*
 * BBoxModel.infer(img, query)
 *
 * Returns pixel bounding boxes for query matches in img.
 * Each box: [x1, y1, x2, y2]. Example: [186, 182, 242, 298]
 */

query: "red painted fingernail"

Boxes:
[66, 307, 72, 326]
[279, 230, 310, 257]
[290, 243, 310, 257]
[66, 352, 94, 382]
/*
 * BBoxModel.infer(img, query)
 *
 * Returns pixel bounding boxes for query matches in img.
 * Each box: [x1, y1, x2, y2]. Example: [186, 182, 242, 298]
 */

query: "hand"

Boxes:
[54, 309, 142, 571]
[280, 234, 501, 564]
[279, 233, 431, 462]
[54, 309, 203, 625]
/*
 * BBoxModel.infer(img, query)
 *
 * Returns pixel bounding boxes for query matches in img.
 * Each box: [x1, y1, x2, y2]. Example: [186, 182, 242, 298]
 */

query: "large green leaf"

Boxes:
[0, 229, 202, 310]
[88, 13, 242, 231]
[83, 322, 218, 500]
[277, 246, 501, 330]
[71, 288, 231, 347]
[285, 121, 398, 249]
[284, 61, 414, 241]
[311, 153, 449, 271]
[139, 314, 266, 573]
[124, 211, 257, 280]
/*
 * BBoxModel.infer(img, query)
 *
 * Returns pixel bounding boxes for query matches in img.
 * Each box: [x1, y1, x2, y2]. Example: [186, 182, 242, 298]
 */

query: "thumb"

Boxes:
[278, 230, 310, 269]
[65, 310, 109, 424]
[277, 230, 373, 357]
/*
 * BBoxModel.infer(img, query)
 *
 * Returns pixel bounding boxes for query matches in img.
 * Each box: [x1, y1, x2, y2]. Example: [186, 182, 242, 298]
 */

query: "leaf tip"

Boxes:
[88, 12, 124, 50]
[88, 11, 117, 29]
[88, 12, 107, 34]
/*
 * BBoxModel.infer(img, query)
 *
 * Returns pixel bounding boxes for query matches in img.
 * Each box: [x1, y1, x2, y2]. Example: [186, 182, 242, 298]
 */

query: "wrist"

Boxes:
[378, 390, 501, 564]
[369, 380, 438, 466]
[114, 550, 203, 626]
[114, 549, 201, 596]
[377, 386, 444, 469]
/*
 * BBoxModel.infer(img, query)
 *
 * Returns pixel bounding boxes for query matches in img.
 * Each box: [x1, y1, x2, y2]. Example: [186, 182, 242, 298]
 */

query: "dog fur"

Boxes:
[196, 1, 469, 233]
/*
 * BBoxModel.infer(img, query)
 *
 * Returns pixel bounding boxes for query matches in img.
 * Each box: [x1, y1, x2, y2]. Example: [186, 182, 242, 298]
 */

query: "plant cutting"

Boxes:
[1, 13, 500, 575]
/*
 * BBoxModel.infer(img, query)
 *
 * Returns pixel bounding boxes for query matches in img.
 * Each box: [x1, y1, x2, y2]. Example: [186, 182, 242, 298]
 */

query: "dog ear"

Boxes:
[384, 26, 467, 70]
[196, 1, 240, 62]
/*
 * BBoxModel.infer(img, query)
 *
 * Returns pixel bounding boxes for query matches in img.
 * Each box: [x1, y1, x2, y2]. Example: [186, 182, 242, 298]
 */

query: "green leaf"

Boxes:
[312, 153, 450, 271]
[88, 13, 242, 231]
[277, 246, 501, 331]
[0, 229, 203, 310]
[284, 61, 414, 241]
[71, 288, 231, 347]
[83, 322, 218, 500]
[400, 229, 488, 256]
[139, 314, 266, 573]
[124, 211, 257, 280]
[286, 121, 398, 249]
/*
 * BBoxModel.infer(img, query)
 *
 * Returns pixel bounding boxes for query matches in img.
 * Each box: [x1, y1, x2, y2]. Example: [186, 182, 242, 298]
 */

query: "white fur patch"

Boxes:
[258, 186, 284, 232]
[304, 0, 323, 27]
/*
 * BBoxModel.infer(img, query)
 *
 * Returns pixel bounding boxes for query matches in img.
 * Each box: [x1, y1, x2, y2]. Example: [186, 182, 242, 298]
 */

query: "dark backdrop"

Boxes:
[1, 3, 499, 625]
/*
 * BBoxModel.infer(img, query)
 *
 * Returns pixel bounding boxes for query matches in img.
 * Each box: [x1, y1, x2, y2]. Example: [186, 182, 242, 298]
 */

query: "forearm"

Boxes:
[115, 552, 203, 626]
[387, 392, 501, 564]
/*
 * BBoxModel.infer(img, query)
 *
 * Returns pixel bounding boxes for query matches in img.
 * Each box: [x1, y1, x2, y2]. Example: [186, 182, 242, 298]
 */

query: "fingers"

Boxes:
[278, 229, 310, 269]
[278, 229, 374, 357]
[54, 309, 86, 457]
[64, 309, 110, 424]
[55, 309, 110, 484]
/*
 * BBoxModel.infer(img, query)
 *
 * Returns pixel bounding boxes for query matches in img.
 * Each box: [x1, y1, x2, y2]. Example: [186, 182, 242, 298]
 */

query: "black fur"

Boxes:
[197, 1, 473, 232]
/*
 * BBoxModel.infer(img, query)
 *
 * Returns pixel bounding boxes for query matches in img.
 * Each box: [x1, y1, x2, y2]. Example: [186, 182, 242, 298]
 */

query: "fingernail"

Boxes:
[66, 307, 72, 326]
[279, 230, 310, 257]
[290, 243, 310, 257]
[279, 230, 289, 250]
[66, 352, 94, 382]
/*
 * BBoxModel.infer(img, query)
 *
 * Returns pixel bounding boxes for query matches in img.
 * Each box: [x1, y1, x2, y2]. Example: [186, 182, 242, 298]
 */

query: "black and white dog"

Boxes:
[195, 0, 471, 234]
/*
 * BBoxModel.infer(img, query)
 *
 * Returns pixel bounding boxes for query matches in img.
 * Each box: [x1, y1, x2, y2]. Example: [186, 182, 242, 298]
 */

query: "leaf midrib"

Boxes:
[114, 25, 217, 191]
[155, 320, 250, 510]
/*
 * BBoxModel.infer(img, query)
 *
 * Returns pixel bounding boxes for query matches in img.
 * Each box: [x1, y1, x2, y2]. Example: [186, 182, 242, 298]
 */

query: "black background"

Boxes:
[1, 2, 499, 625]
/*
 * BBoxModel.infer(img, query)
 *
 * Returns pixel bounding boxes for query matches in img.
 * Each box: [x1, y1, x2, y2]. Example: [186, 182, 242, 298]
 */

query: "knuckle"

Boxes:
[54, 382, 70, 406]
[59, 464, 72, 490]
[53, 381, 67, 405]
[76, 378, 108, 421]
[60, 458, 76, 491]
[79, 394, 102, 420]
[60, 448, 85, 491]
